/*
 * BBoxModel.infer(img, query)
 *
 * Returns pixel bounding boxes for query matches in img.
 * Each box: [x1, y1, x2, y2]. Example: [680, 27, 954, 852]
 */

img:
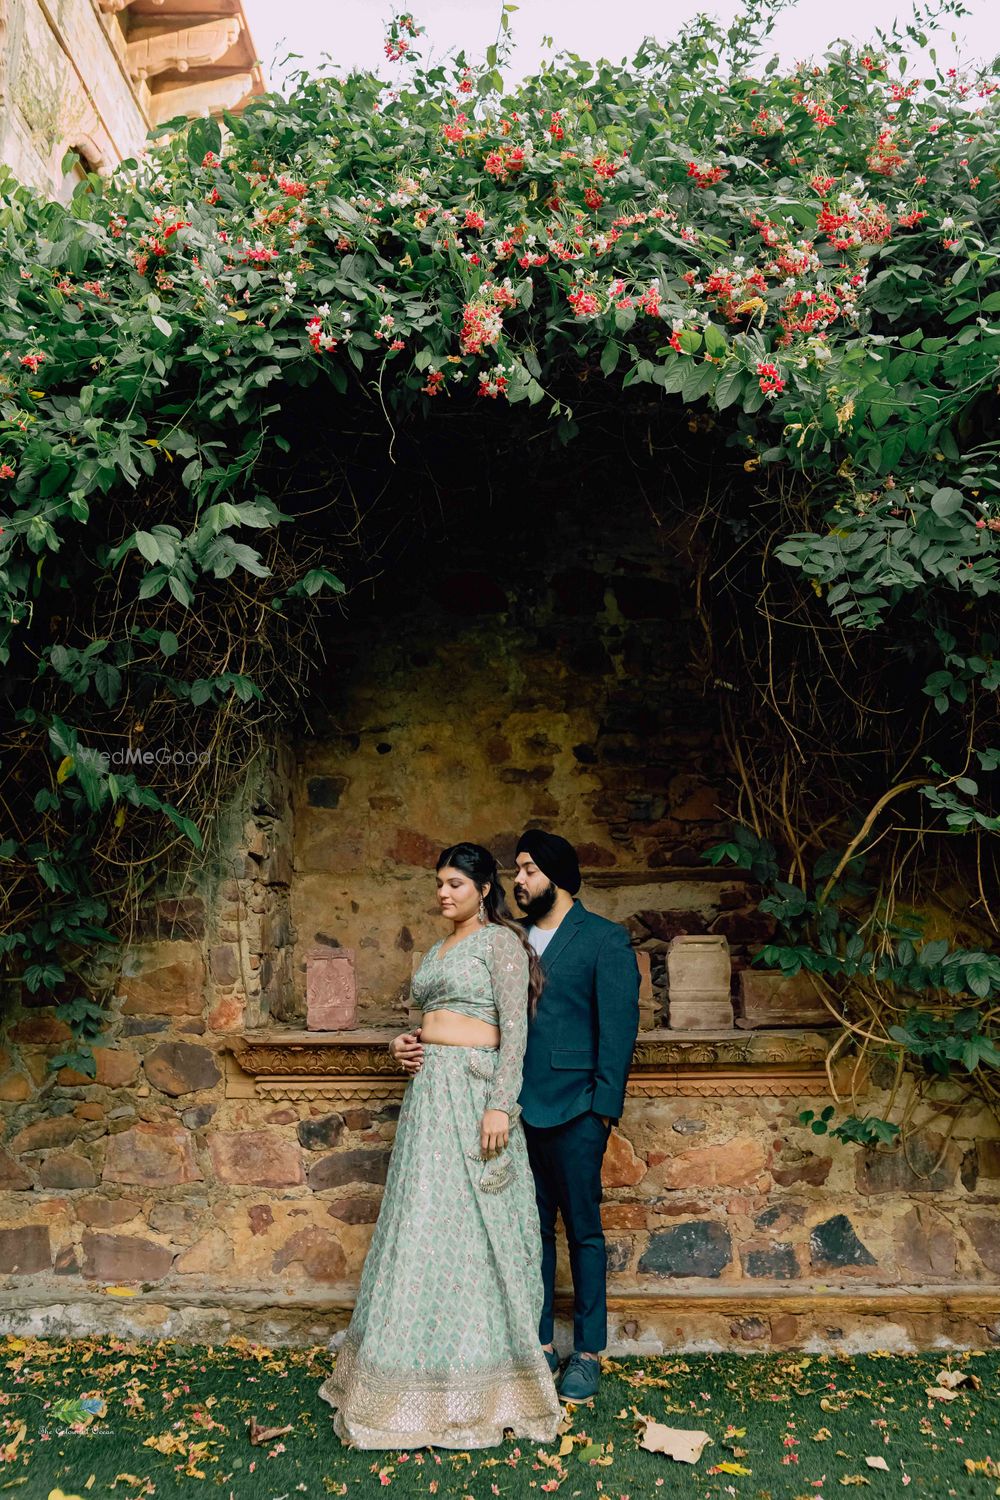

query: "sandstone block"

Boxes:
[82, 1231, 173, 1282]
[856, 1132, 957, 1194]
[326, 1196, 380, 1224]
[143, 1042, 221, 1097]
[667, 999, 734, 1030]
[0, 1072, 32, 1102]
[0, 1151, 32, 1190]
[306, 949, 357, 1030]
[0, 1225, 51, 1273]
[57, 1048, 140, 1088]
[209, 1130, 304, 1187]
[75, 1197, 141, 1227]
[307, 1148, 391, 1191]
[175, 1227, 233, 1274]
[120, 942, 205, 1016]
[897, 1205, 957, 1280]
[38, 1151, 98, 1189]
[9, 1116, 83, 1154]
[272, 1227, 346, 1283]
[655, 1138, 766, 1190]
[737, 969, 832, 1028]
[601, 1131, 647, 1188]
[102, 1122, 201, 1186]
[963, 1214, 1000, 1275]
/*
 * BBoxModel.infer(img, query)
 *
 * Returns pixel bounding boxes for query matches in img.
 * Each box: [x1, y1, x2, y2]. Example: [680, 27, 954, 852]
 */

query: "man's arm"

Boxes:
[591, 924, 640, 1122]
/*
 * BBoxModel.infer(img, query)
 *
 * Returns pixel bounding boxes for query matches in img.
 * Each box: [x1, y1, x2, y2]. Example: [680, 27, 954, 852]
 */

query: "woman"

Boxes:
[319, 842, 561, 1450]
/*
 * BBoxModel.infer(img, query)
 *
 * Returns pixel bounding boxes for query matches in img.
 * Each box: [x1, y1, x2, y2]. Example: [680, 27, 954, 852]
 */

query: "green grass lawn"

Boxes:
[1, 1336, 997, 1500]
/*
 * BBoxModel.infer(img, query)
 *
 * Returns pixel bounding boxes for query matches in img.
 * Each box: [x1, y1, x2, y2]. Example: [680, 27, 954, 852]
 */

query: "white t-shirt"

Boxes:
[527, 924, 557, 957]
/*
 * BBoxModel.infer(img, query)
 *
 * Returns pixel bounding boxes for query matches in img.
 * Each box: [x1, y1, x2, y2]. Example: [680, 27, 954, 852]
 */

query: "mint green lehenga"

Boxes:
[318, 922, 561, 1449]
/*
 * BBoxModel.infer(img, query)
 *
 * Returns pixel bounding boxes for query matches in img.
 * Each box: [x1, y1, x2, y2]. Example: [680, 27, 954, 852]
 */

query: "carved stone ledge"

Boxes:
[227, 1027, 847, 1103]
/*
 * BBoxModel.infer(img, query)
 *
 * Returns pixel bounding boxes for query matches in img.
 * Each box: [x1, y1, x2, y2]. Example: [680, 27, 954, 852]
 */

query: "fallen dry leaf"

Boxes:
[965, 1457, 1000, 1477]
[248, 1415, 293, 1446]
[865, 1456, 890, 1471]
[812, 1427, 833, 1441]
[839, 1477, 871, 1487]
[635, 1413, 712, 1464]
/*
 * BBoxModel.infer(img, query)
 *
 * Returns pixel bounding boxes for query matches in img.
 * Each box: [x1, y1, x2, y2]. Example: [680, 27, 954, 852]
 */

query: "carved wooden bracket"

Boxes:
[227, 1027, 847, 1104]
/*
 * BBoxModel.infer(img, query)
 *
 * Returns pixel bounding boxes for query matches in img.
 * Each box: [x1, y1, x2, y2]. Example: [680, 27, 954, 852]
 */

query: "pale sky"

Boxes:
[241, 0, 999, 92]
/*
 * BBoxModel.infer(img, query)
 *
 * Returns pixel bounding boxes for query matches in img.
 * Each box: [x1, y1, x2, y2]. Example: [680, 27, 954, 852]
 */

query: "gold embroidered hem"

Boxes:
[319, 1331, 561, 1449]
[318, 1040, 561, 1451]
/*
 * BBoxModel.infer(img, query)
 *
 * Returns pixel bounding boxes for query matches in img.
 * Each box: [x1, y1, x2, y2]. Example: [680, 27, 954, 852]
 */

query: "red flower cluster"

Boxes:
[277, 175, 308, 198]
[756, 360, 785, 397]
[483, 146, 526, 180]
[687, 161, 727, 188]
[463, 210, 485, 230]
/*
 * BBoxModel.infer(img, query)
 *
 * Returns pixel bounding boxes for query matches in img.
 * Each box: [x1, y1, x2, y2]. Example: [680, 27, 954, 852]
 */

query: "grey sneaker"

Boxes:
[542, 1346, 561, 1375]
[557, 1352, 600, 1404]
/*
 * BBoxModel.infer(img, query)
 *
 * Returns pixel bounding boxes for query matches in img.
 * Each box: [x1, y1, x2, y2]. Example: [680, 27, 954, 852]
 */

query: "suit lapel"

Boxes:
[538, 900, 585, 974]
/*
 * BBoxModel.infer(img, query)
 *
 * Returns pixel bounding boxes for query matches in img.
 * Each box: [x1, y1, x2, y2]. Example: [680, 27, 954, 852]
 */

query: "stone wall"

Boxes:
[0, 470, 997, 1350]
[1, 992, 999, 1350]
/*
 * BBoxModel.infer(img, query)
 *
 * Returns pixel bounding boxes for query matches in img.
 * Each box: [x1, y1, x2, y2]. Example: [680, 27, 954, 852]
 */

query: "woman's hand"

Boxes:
[481, 1108, 509, 1159]
[390, 1029, 423, 1074]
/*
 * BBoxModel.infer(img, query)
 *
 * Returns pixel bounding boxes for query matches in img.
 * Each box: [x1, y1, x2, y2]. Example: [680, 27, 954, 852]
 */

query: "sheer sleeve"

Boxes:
[484, 925, 530, 1119]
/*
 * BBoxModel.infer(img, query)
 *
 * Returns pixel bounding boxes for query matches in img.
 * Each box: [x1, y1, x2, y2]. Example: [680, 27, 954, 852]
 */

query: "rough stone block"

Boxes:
[143, 1042, 221, 1097]
[809, 1214, 877, 1270]
[82, 1231, 173, 1283]
[75, 1197, 141, 1227]
[37, 1151, 98, 1189]
[741, 1240, 801, 1279]
[0, 1225, 51, 1274]
[654, 1138, 766, 1190]
[601, 1132, 647, 1188]
[272, 1227, 347, 1283]
[326, 1196, 381, 1224]
[638, 1221, 732, 1278]
[307, 1148, 391, 1191]
[737, 969, 833, 1028]
[897, 1205, 957, 1280]
[209, 1130, 304, 1187]
[0, 1152, 32, 1191]
[120, 943, 205, 1016]
[9, 1116, 85, 1154]
[297, 1114, 346, 1150]
[856, 1132, 957, 1194]
[102, 1122, 201, 1186]
[57, 1047, 141, 1089]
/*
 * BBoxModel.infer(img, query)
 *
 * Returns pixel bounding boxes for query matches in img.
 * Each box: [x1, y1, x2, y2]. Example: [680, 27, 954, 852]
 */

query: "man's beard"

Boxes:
[514, 880, 557, 923]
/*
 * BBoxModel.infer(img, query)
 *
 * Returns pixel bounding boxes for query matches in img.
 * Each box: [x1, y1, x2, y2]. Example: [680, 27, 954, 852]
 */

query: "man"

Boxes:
[513, 829, 640, 1405]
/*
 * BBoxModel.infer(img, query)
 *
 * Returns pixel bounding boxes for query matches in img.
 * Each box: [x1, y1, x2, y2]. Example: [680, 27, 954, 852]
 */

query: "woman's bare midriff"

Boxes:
[419, 1008, 500, 1048]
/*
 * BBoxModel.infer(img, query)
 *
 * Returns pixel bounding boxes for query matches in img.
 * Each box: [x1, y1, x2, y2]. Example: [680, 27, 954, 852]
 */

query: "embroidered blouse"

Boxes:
[410, 923, 530, 1119]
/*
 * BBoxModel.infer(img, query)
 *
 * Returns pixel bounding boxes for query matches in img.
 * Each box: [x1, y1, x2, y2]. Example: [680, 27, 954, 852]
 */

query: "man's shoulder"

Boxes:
[575, 903, 630, 944]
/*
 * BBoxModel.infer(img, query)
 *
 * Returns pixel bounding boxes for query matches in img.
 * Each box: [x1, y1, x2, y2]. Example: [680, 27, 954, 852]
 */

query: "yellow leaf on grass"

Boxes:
[713, 1461, 752, 1475]
[48, 1492, 84, 1500]
[813, 1427, 833, 1441]
[558, 1435, 574, 1456]
[1, 1423, 27, 1462]
[839, 1477, 871, 1486]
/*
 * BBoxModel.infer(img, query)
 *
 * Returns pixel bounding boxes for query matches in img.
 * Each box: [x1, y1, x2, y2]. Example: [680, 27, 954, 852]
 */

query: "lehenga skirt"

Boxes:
[319, 1040, 562, 1449]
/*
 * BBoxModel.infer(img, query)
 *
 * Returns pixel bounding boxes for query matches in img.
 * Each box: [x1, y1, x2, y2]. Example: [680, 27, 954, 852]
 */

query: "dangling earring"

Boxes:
[478, 895, 487, 924]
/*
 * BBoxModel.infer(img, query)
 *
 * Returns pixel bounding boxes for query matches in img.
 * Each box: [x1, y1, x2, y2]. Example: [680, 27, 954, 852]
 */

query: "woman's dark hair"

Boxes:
[436, 842, 544, 1015]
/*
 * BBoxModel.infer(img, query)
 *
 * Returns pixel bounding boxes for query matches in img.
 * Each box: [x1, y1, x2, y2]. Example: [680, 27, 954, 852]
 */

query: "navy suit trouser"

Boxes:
[523, 1109, 614, 1354]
